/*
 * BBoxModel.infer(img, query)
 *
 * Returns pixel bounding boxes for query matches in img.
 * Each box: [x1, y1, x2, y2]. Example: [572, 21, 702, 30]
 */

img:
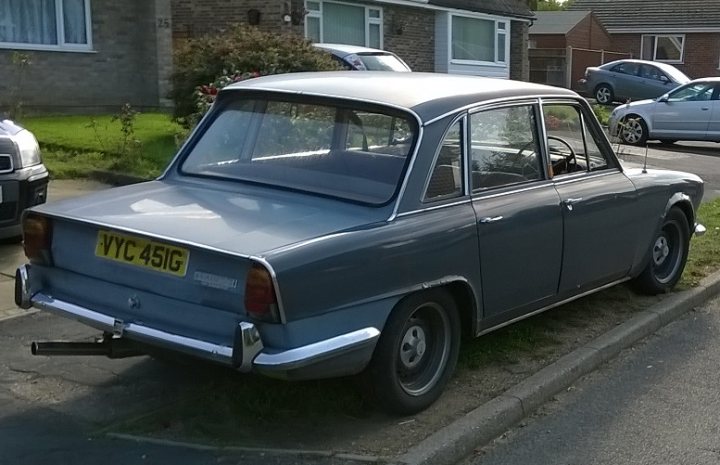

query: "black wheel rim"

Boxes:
[652, 220, 683, 284]
[396, 302, 451, 396]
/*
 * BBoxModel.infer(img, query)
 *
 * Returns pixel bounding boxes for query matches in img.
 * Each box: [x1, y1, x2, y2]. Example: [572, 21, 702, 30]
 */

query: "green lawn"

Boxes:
[21, 113, 184, 179]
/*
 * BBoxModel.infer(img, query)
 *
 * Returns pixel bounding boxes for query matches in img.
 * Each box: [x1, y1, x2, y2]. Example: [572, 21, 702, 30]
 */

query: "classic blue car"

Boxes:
[16, 73, 704, 414]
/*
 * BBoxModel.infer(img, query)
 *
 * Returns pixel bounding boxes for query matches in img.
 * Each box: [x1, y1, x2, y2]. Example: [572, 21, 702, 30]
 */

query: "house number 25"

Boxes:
[157, 18, 171, 28]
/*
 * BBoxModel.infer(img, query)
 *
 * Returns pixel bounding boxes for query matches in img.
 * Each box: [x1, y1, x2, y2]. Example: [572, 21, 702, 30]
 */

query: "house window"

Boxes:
[451, 15, 508, 64]
[641, 34, 684, 63]
[0, 0, 91, 51]
[305, 1, 382, 49]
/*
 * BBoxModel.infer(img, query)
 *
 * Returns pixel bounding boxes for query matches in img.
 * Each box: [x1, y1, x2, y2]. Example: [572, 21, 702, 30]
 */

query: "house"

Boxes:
[0, 0, 174, 113]
[568, 0, 720, 79]
[528, 10, 628, 89]
[0, 0, 534, 113]
[173, 0, 535, 79]
[529, 10, 611, 50]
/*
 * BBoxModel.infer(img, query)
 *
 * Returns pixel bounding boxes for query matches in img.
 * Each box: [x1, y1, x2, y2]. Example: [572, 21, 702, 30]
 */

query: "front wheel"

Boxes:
[632, 207, 690, 295]
[619, 116, 649, 146]
[364, 289, 460, 415]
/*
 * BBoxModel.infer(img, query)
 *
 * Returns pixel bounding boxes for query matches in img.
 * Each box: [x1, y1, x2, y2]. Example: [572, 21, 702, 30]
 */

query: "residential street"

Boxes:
[0, 137, 719, 465]
[465, 295, 720, 465]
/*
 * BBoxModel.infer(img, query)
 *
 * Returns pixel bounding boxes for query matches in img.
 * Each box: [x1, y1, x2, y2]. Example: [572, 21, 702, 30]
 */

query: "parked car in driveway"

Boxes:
[16, 73, 705, 414]
[579, 59, 690, 104]
[313, 43, 411, 71]
[609, 77, 720, 145]
[0, 119, 48, 240]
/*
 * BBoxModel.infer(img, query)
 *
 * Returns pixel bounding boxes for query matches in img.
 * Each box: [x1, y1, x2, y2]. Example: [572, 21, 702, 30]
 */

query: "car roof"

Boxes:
[313, 43, 391, 56]
[223, 72, 577, 122]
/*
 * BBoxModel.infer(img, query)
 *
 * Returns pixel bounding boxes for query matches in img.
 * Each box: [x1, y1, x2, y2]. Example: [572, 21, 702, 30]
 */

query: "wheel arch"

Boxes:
[389, 277, 479, 339]
[665, 193, 695, 230]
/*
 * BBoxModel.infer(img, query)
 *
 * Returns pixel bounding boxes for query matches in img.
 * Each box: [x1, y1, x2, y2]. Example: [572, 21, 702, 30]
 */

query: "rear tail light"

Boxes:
[23, 214, 53, 265]
[244, 263, 280, 322]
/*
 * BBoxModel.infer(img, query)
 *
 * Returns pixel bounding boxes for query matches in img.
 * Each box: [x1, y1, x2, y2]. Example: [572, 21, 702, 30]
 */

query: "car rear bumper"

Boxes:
[15, 264, 380, 378]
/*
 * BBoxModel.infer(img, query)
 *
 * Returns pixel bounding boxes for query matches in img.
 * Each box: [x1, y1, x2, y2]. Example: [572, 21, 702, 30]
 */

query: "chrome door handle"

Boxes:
[479, 215, 503, 224]
[702, 107, 710, 111]
[563, 197, 582, 211]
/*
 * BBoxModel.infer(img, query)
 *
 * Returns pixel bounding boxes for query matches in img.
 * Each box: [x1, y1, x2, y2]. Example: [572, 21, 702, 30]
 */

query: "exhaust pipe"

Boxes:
[31, 337, 144, 359]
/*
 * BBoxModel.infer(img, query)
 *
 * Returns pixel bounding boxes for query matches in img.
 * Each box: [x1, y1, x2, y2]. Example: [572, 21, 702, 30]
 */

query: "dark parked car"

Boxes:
[579, 59, 690, 104]
[0, 119, 48, 240]
[313, 43, 411, 71]
[16, 73, 704, 414]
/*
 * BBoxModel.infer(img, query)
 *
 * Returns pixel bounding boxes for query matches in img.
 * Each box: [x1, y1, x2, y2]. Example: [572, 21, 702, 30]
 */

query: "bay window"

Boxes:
[641, 34, 684, 63]
[451, 14, 508, 64]
[0, 0, 92, 50]
[305, 1, 382, 49]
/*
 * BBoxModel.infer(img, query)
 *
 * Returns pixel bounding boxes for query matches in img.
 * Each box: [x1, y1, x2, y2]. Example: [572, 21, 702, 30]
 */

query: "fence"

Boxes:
[529, 46, 632, 91]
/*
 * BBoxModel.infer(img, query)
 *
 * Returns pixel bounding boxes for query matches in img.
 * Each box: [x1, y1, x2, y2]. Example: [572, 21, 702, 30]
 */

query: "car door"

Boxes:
[609, 61, 641, 100]
[468, 102, 563, 320]
[704, 84, 720, 141]
[638, 64, 674, 99]
[653, 82, 715, 139]
[542, 101, 639, 294]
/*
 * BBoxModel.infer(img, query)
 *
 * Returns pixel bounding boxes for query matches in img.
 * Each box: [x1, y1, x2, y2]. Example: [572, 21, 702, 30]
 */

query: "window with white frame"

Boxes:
[451, 15, 508, 64]
[641, 34, 684, 63]
[305, 1, 382, 48]
[0, 0, 91, 50]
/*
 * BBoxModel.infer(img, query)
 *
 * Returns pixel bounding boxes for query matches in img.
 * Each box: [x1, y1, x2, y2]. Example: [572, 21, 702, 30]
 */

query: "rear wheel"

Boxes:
[594, 84, 614, 104]
[619, 116, 649, 146]
[633, 207, 690, 294]
[364, 289, 460, 415]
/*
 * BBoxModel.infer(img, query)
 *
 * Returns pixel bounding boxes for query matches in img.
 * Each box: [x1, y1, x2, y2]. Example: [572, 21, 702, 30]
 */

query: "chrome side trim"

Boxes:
[476, 277, 632, 337]
[253, 327, 380, 371]
[388, 124, 425, 222]
[694, 223, 707, 237]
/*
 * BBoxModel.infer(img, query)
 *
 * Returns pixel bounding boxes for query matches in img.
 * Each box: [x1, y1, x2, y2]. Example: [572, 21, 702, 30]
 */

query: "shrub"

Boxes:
[171, 26, 340, 123]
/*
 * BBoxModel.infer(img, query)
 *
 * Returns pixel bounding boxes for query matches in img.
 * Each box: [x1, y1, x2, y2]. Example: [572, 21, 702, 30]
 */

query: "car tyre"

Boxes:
[594, 84, 614, 105]
[619, 116, 649, 146]
[364, 289, 460, 415]
[633, 207, 690, 295]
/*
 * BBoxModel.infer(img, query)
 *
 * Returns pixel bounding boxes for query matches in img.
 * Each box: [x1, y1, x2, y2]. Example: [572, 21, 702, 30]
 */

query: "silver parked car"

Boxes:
[0, 119, 49, 240]
[579, 59, 690, 105]
[16, 73, 704, 414]
[313, 43, 411, 72]
[609, 77, 720, 145]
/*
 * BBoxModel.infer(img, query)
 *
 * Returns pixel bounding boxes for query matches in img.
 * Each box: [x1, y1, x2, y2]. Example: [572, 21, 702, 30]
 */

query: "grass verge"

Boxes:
[21, 113, 183, 179]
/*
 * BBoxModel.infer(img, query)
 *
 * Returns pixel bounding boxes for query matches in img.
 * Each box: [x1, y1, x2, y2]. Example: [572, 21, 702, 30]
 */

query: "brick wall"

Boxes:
[382, 5, 435, 72]
[0, 0, 165, 114]
[611, 33, 720, 79]
[172, 0, 289, 38]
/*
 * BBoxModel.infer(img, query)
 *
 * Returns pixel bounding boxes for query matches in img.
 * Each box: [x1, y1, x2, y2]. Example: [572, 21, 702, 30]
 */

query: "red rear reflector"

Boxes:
[244, 263, 279, 322]
[23, 215, 53, 265]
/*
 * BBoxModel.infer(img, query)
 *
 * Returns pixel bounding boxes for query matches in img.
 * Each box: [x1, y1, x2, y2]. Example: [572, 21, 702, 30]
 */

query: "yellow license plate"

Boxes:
[95, 230, 189, 277]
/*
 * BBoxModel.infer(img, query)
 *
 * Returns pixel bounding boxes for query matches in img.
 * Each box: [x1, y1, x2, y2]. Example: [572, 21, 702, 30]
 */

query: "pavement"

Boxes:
[1, 178, 720, 465]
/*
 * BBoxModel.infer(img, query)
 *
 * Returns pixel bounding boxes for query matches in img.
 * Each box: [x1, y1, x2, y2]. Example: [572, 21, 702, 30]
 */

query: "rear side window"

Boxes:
[425, 120, 463, 201]
[610, 62, 639, 75]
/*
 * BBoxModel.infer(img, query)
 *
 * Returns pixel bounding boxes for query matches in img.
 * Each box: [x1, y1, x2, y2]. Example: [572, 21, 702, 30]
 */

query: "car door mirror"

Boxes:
[660, 76, 670, 84]
[657, 95, 669, 103]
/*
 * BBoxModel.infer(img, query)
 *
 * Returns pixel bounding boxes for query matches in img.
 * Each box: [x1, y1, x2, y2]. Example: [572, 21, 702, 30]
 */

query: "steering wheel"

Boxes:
[547, 135, 577, 175]
[513, 140, 541, 178]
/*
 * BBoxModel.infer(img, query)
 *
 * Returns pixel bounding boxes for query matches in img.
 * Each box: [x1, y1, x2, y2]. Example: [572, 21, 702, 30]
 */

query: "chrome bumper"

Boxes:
[15, 265, 380, 374]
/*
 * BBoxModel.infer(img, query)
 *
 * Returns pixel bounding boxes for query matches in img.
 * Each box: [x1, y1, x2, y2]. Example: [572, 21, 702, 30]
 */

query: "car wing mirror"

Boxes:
[660, 76, 670, 84]
[658, 95, 669, 103]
